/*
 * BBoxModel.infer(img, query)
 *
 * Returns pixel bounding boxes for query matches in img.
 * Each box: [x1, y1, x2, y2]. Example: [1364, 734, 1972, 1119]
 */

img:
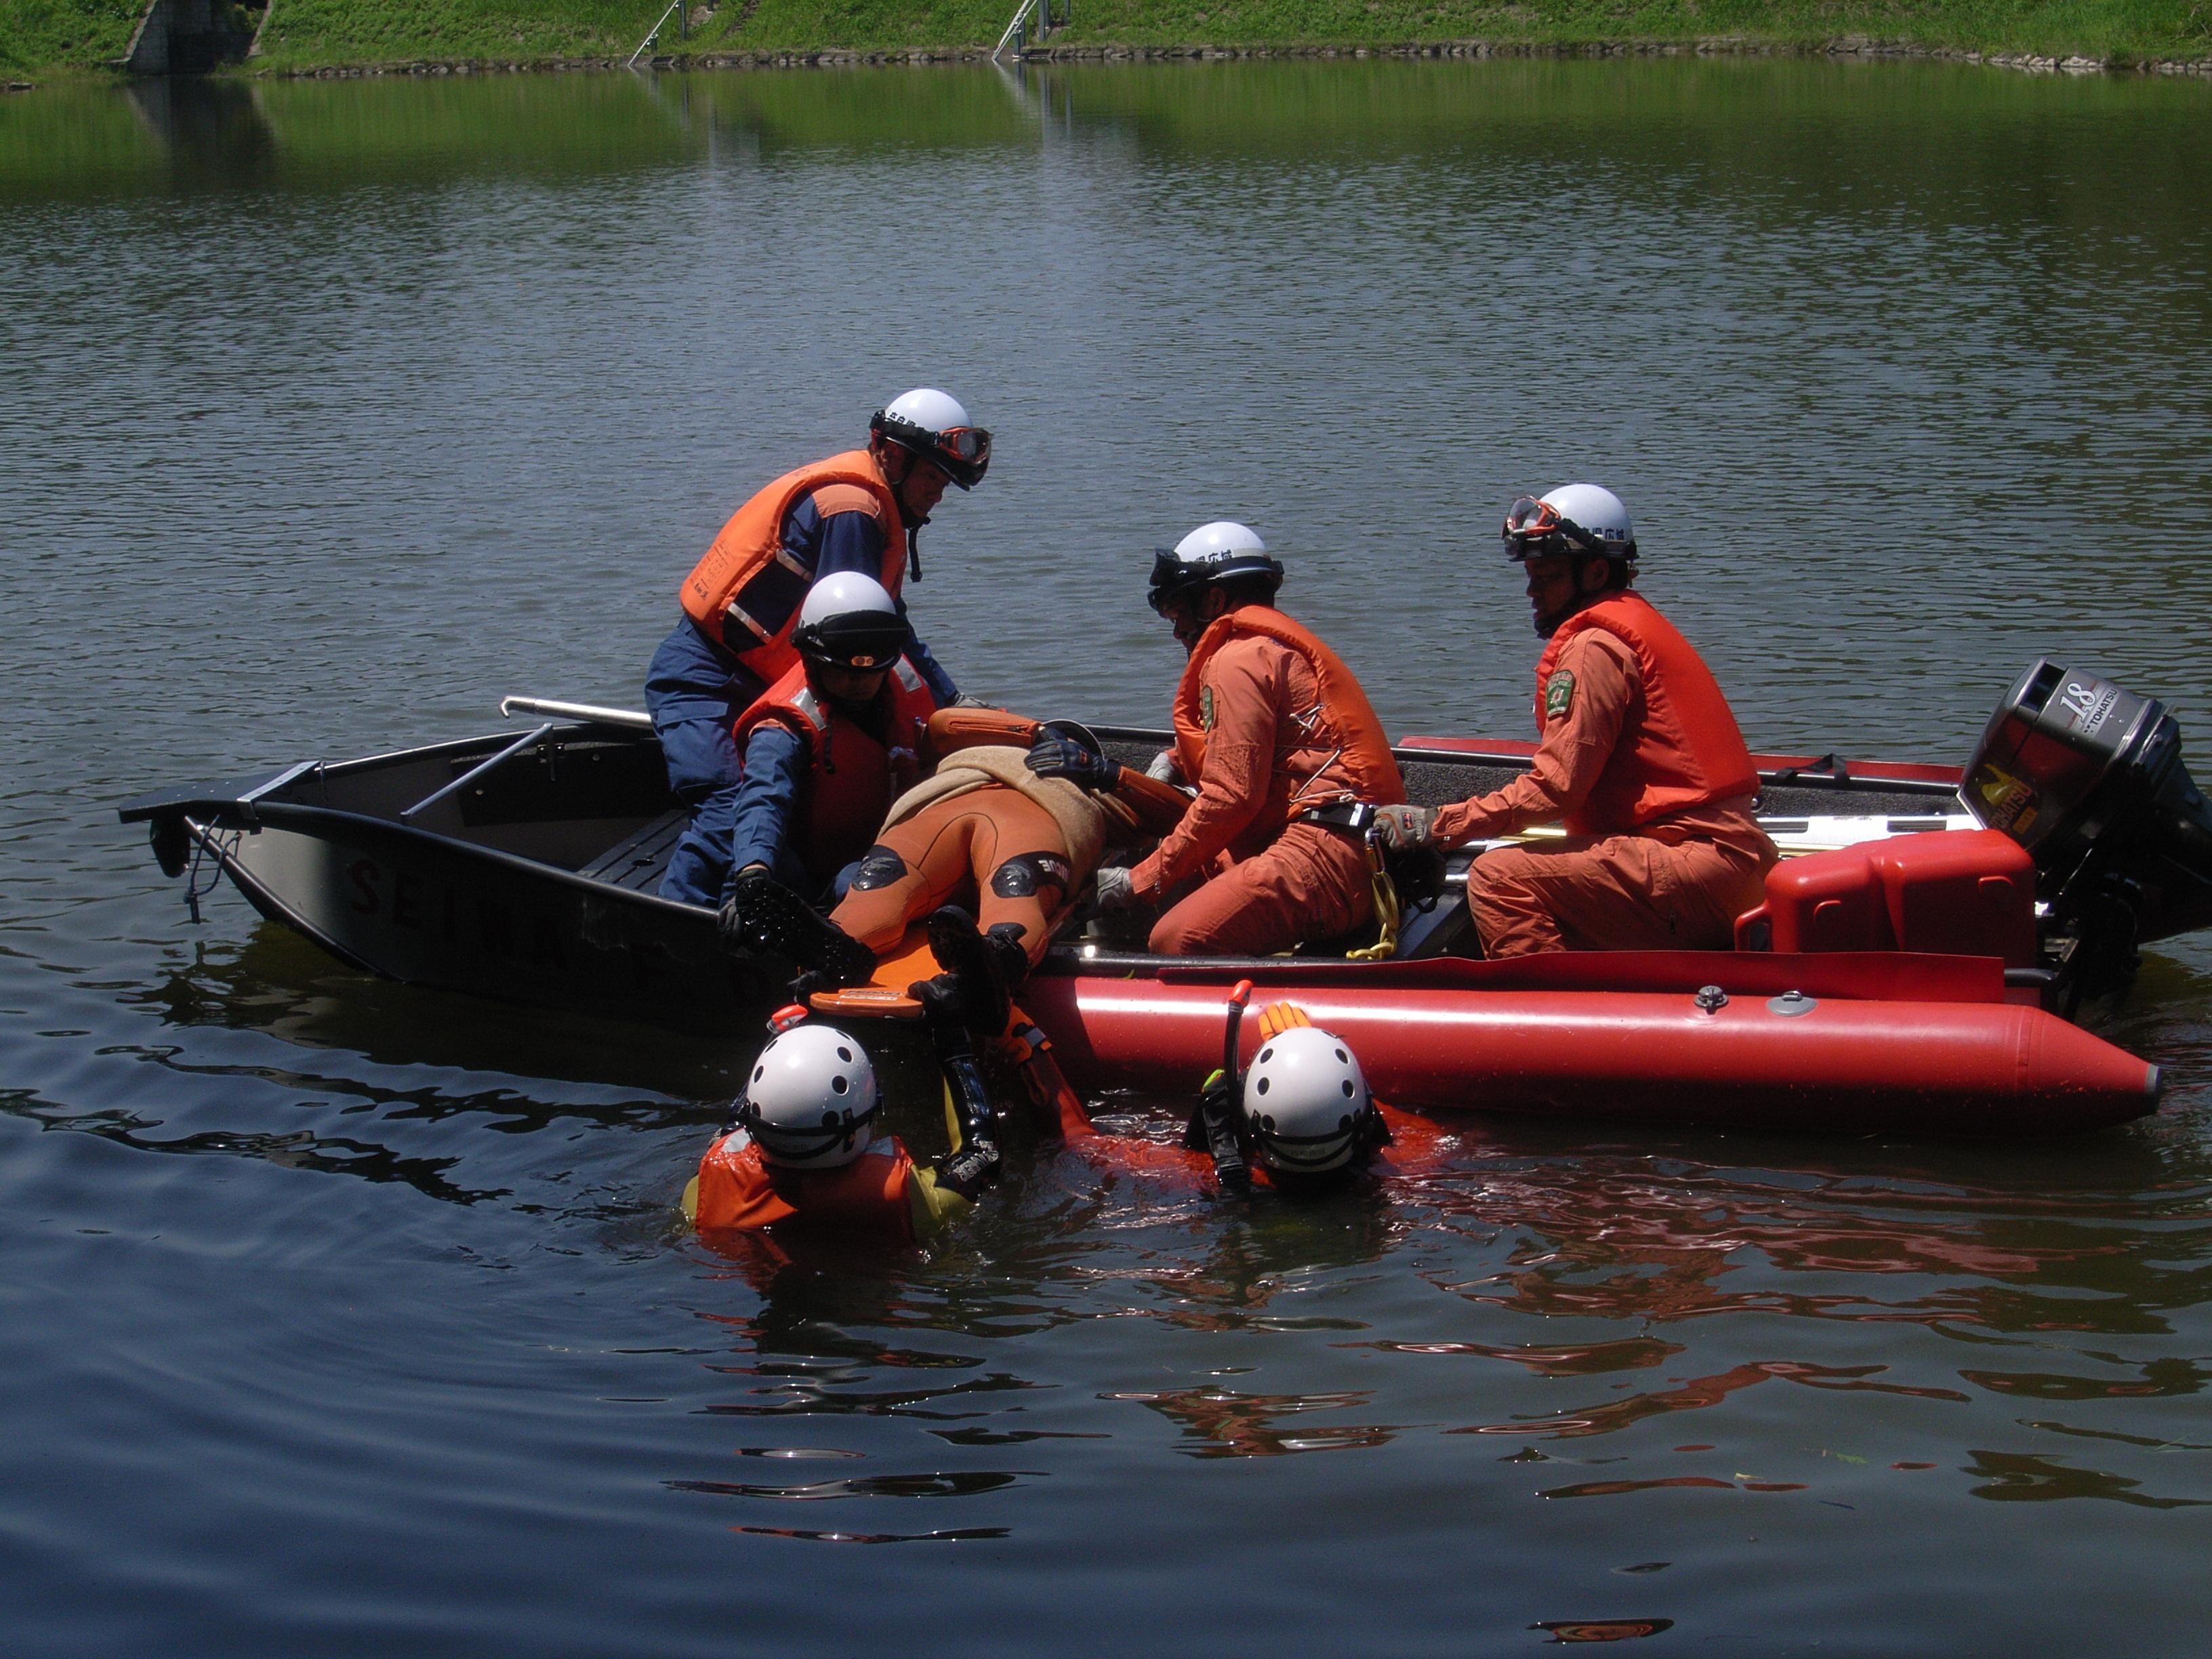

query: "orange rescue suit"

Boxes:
[679, 451, 907, 681]
[691, 1130, 920, 1242]
[1531, 591, 1758, 836]
[1169, 606, 1405, 826]
[731, 659, 939, 885]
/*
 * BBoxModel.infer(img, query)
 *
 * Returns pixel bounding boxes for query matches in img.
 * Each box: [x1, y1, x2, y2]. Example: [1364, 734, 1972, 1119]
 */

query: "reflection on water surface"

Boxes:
[3, 53, 2211, 1659]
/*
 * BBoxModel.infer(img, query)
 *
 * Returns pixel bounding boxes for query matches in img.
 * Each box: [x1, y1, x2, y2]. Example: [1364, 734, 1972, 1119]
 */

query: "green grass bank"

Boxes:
[5, 0, 2209, 83]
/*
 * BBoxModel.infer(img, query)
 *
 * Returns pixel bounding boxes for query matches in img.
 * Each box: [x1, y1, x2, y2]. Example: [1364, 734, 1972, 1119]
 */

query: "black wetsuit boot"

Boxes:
[911, 907, 1016, 1201]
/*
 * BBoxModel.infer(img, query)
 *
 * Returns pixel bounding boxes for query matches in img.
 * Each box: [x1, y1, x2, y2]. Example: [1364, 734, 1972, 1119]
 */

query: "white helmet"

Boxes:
[871, 388, 991, 489]
[733, 1023, 880, 1168]
[1176, 520, 1268, 562]
[1242, 1025, 1372, 1175]
[1502, 483, 1637, 561]
[1147, 520, 1285, 615]
[793, 572, 909, 670]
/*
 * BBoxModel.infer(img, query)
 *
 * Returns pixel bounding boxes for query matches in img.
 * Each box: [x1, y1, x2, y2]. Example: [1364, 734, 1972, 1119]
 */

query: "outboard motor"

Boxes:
[1963, 660, 2212, 1008]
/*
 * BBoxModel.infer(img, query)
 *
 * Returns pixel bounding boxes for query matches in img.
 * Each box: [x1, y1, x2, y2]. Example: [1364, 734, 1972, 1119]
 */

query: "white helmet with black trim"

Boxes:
[1147, 520, 1286, 615]
[792, 571, 910, 671]
[1241, 1024, 1373, 1175]
[1502, 483, 1637, 562]
[733, 1022, 880, 1168]
[871, 388, 991, 490]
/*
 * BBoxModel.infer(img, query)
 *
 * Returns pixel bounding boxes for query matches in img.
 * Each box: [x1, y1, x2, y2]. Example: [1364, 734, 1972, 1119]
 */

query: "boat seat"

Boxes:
[577, 809, 690, 893]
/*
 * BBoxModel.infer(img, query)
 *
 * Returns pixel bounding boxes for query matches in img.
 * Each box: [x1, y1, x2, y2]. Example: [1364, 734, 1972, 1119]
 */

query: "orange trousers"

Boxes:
[1464, 833, 1769, 958]
[831, 787, 1069, 966]
[1148, 821, 1373, 958]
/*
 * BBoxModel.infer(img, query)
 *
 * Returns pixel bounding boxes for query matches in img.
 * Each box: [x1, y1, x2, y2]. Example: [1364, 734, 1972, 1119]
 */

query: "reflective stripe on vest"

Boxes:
[731, 661, 940, 884]
[678, 450, 907, 680]
[691, 1131, 917, 1242]
[1534, 591, 1759, 834]
[1170, 606, 1406, 818]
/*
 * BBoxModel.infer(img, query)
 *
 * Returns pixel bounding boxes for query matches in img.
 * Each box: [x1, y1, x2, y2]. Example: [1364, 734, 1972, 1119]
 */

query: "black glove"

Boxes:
[931, 1139, 1002, 1202]
[1026, 731, 1119, 792]
[1183, 1072, 1250, 1193]
[716, 865, 773, 954]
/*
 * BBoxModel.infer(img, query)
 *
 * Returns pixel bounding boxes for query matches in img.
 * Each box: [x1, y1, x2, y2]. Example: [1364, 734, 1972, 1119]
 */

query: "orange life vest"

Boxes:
[691, 1130, 918, 1242]
[731, 658, 939, 884]
[1534, 590, 1759, 835]
[1171, 606, 1406, 821]
[678, 450, 907, 680]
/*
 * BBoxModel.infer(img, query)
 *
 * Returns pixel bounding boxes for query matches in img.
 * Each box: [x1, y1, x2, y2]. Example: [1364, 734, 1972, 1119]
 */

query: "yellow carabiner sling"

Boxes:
[1344, 832, 1403, 964]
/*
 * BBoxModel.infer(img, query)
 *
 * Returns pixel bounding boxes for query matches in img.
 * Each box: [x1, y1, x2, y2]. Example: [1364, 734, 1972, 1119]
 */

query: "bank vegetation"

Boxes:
[5, 0, 2208, 83]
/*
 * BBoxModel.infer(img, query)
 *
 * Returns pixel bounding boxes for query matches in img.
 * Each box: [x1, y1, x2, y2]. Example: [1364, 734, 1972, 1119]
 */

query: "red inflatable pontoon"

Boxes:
[1020, 952, 2161, 1136]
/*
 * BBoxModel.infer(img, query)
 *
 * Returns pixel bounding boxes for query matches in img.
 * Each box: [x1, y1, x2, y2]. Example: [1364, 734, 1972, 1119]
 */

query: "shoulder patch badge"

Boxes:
[1544, 670, 1576, 722]
[1200, 684, 1216, 731]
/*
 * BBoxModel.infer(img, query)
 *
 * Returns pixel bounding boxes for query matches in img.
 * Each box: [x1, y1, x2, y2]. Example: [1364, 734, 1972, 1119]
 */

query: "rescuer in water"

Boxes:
[1103, 523, 1408, 958]
[1374, 485, 1776, 956]
[1036, 996, 1451, 1195]
[718, 573, 940, 922]
[644, 389, 987, 909]
[683, 1012, 994, 1244]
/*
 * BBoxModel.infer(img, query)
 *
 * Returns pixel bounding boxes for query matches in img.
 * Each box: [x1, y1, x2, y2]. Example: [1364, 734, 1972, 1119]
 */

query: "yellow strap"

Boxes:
[1344, 835, 1401, 962]
[941, 1076, 962, 1153]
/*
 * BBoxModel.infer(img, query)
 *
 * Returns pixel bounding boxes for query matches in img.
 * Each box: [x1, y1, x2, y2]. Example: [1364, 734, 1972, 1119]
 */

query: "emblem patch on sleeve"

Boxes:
[1544, 670, 1576, 722]
[1200, 685, 1216, 731]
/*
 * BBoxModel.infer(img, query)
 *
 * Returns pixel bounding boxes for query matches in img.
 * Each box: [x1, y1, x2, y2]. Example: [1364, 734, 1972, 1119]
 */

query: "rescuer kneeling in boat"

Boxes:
[644, 389, 986, 910]
[685, 1013, 989, 1242]
[718, 573, 939, 927]
[1111, 524, 1408, 958]
[1374, 485, 1776, 957]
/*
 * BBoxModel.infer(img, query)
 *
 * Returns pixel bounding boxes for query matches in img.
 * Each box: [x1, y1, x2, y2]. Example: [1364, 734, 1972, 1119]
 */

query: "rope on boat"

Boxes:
[180, 827, 242, 925]
[1344, 834, 1402, 963]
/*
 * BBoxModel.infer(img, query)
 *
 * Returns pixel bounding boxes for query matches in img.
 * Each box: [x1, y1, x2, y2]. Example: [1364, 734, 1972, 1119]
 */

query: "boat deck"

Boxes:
[577, 810, 689, 892]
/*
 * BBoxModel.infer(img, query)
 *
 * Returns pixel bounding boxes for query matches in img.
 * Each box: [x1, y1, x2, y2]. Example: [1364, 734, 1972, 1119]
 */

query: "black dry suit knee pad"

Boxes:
[990, 852, 1071, 899]
[851, 845, 908, 891]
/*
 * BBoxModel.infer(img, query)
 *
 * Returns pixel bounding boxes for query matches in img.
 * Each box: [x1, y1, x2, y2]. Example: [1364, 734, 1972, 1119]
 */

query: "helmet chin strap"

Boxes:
[878, 445, 930, 580]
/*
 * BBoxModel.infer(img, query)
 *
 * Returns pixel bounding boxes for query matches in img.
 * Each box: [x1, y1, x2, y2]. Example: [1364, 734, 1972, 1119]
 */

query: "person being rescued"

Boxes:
[720, 716, 1190, 1004]
[718, 716, 1189, 1213]
[1374, 484, 1778, 958]
[717, 571, 940, 935]
[1101, 522, 1409, 958]
[1041, 996, 1453, 1195]
[683, 1010, 996, 1246]
[644, 388, 986, 911]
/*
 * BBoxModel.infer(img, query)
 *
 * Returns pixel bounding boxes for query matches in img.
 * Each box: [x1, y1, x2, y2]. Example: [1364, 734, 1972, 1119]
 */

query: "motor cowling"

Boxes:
[1963, 660, 2212, 955]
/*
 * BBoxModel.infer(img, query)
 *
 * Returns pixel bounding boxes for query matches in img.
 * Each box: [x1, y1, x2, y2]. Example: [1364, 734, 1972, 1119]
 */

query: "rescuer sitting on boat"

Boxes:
[683, 1011, 992, 1244]
[1107, 523, 1408, 958]
[644, 388, 987, 910]
[1374, 485, 1776, 957]
[718, 573, 940, 926]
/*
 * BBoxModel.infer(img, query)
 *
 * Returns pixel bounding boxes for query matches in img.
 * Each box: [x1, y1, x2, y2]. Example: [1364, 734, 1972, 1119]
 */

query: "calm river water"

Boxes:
[4, 56, 2211, 1656]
